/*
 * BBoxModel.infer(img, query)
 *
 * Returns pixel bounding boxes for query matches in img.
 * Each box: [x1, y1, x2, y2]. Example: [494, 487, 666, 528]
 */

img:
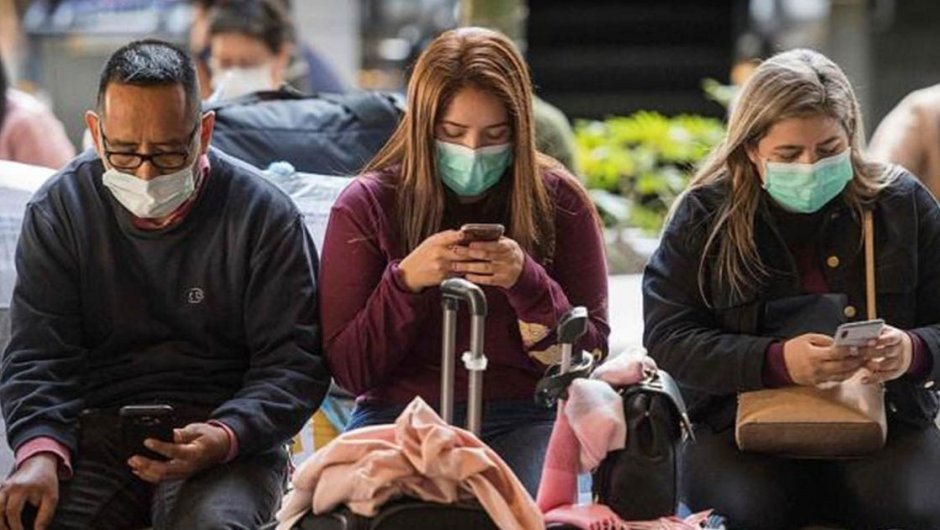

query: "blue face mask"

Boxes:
[435, 140, 513, 197]
[763, 149, 853, 214]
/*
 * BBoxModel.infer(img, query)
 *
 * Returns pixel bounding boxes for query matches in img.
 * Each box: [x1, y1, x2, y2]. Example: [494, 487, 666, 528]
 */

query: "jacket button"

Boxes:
[826, 255, 840, 268]
[844, 305, 857, 318]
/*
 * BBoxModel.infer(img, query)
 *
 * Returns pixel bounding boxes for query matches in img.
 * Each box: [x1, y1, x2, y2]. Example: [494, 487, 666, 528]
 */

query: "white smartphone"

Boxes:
[833, 319, 885, 347]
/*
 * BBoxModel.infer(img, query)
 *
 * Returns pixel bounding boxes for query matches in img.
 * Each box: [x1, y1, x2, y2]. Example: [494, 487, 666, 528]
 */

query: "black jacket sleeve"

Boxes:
[1, 204, 86, 454]
[908, 182, 940, 384]
[642, 192, 776, 396]
[210, 215, 330, 455]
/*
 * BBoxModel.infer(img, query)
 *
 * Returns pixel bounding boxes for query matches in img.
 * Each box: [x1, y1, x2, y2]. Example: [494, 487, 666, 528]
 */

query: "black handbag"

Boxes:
[591, 369, 693, 521]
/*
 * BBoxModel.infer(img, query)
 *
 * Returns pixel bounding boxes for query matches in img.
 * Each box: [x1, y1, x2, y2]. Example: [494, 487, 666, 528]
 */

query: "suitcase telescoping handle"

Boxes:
[440, 278, 488, 435]
[557, 306, 589, 374]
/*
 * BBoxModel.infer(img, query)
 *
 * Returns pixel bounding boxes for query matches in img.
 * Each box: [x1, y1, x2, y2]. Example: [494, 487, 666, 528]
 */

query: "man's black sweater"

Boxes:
[1, 148, 329, 456]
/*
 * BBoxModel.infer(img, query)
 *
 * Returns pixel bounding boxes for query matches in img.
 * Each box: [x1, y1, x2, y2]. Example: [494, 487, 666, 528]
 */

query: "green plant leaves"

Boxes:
[575, 111, 724, 233]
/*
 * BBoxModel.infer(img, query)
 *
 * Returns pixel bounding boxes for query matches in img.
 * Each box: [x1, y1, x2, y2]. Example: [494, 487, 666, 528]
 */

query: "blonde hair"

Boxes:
[363, 27, 557, 259]
[677, 48, 894, 304]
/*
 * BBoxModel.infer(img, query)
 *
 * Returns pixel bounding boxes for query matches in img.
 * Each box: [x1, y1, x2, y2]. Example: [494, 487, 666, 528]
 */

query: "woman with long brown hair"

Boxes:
[318, 27, 608, 494]
[644, 48, 940, 528]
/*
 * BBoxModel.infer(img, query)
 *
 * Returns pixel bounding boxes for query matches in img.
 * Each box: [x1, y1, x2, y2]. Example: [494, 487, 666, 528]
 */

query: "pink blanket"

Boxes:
[277, 397, 543, 530]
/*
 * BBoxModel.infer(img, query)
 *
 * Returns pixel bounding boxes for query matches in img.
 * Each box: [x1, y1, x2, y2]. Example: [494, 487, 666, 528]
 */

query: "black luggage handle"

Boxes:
[533, 306, 593, 408]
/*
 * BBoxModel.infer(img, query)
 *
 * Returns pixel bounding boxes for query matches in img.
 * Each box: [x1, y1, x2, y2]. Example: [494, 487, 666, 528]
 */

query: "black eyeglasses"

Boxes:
[99, 124, 199, 171]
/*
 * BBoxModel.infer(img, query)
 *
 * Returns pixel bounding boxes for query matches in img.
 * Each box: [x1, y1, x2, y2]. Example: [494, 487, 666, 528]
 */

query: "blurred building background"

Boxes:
[0, 1, 936, 143]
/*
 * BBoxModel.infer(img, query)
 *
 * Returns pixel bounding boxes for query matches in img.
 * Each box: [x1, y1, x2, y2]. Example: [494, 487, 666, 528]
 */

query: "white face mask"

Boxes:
[102, 165, 197, 219]
[211, 64, 275, 101]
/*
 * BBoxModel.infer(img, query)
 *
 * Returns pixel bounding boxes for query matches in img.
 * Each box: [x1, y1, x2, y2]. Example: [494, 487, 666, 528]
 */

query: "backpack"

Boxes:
[204, 89, 403, 176]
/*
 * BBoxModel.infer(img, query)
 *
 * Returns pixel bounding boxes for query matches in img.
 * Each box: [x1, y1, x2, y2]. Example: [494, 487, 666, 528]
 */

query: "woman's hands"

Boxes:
[451, 238, 525, 289]
[784, 333, 863, 386]
[857, 326, 913, 384]
[397, 230, 467, 293]
[783, 325, 913, 386]
[398, 231, 527, 292]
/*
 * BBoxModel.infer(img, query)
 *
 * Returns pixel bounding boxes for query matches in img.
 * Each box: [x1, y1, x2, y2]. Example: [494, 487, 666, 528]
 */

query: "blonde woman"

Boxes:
[644, 48, 940, 529]
[318, 27, 608, 494]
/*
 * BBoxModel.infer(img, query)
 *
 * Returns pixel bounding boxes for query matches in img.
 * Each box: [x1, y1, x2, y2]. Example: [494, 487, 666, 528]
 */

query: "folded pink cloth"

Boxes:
[277, 397, 542, 530]
[592, 350, 657, 387]
[566, 379, 626, 472]
[536, 407, 580, 512]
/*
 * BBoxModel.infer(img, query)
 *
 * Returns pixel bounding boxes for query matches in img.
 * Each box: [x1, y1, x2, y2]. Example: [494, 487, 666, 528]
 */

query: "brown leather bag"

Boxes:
[735, 210, 887, 458]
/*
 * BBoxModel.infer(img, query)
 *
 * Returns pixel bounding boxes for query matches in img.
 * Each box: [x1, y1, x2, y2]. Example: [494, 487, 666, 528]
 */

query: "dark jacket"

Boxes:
[643, 169, 940, 431]
[0, 148, 330, 456]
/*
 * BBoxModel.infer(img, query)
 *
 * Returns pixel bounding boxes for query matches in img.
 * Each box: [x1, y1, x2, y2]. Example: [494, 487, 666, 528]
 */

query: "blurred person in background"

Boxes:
[191, 0, 345, 100]
[869, 84, 940, 199]
[0, 53, 75, 169]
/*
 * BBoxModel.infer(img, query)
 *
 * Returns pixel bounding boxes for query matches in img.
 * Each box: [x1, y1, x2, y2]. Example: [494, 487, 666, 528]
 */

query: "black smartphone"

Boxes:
[460, 223, 505, 243]
[120, 404, 176, 461]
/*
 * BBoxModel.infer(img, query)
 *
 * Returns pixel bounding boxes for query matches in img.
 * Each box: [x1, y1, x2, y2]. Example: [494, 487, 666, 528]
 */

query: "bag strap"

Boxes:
[863, 209, 877, 320]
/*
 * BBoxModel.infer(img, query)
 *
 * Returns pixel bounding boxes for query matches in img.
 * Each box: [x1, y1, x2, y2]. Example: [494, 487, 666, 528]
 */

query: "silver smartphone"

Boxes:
[833, 319, 884, 347]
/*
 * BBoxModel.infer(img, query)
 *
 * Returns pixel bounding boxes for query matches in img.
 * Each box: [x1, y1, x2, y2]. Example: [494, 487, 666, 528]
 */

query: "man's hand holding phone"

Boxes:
[126, 422, 231, 484]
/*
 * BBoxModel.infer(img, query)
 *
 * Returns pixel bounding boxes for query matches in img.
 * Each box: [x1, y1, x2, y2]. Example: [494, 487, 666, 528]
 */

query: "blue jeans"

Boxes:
[347, 399, 555, 496]
[29, 409, 287, 530]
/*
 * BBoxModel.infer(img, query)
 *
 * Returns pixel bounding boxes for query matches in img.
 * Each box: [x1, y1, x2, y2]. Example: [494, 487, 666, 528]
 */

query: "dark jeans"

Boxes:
[25, 409, 288, 530]
[681, 421, 940, 530]
[346, 399, 555, 496]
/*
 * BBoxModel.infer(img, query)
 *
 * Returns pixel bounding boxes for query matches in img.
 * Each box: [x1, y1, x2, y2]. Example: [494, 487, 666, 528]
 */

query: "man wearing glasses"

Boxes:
[0, 39, 329, 529]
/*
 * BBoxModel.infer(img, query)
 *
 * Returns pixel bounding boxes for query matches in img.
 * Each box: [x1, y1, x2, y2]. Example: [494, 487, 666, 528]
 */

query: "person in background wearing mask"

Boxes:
[644, 49, 940, 529]
[0, 40, 329, 529]
[0, 52, 75, 169]
[318, 27, 609, 496]
[199, 0, 344, 101]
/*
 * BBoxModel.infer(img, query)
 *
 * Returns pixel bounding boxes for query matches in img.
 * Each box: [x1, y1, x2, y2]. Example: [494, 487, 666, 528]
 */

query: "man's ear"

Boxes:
[198, 111, 215, 156]
[84, 111, 103, 155]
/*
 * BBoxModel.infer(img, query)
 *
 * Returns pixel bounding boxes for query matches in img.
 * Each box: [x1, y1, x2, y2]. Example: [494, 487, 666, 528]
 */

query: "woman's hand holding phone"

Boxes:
[398, 224, 524, 291]
[784, 333, 866, 386]
[857, 325, 913, 384]
[451, 237, 525, 288]
[398, 230, 468, 293]
[784, 324, 913, 386]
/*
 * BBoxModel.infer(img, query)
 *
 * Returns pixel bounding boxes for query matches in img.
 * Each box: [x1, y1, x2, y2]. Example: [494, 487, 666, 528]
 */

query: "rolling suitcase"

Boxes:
[294, 278, 499, 529]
